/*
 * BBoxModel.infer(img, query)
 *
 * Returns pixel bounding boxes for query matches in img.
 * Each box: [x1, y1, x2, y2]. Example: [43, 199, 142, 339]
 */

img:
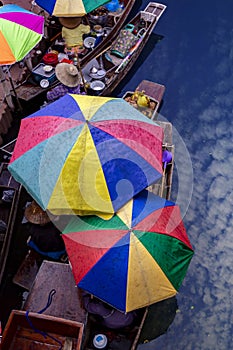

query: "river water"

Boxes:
[115, 0, 233, 349]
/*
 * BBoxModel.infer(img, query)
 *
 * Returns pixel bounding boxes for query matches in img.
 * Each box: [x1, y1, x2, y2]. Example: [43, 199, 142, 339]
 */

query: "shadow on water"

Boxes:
[138, 297, 178, 344]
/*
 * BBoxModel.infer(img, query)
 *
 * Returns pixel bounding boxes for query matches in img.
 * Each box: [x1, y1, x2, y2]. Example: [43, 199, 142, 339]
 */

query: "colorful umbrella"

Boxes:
[8, 94, 164, 218]
[62, 190, 194, 312]
[0, 4, 44, 65]
[35, 0, 110, 17]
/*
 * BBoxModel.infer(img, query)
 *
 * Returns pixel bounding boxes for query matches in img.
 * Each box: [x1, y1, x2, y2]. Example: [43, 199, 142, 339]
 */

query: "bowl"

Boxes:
[43, 65, 53, 73]
[43, 52, 58, 66]
[84, 37, 96, 49]
[90, 80, 105, 94]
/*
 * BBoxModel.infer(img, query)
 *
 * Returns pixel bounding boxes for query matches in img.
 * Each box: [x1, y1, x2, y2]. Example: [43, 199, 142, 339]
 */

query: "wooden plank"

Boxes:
[23, 261, 87, 325]
[0, 163, 22, 284]
[156, 120, 173, 145]
[14, 83, 49, 102]
[0, 163, 21, 190]
[13, 250, 42, 290]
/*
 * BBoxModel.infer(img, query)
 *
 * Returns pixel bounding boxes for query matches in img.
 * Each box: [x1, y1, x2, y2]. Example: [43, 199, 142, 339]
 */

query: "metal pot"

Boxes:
[88, 7, 109, 26]
[90, 80, 106, 95]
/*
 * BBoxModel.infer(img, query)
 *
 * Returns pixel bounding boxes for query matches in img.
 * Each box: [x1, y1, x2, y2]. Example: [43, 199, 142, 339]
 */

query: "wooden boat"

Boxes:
[10, 118, 174, 350]
[82, 2, 167, 97]
[1, 309, 84, 350]
[79, 0, 137, 67]
[123, 79, 173, 199]
[11, 1, 136, 112]
[123, 79, 166, 120]
[33, 0, 136, 69]
[9, 2, 166, 117]
[0, 163, 22, 286]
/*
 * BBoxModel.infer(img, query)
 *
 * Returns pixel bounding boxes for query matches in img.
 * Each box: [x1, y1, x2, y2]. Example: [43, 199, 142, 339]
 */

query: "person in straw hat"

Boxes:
[24, 200, 50, 225]
[59, 17, 90, 57]
[47, 62, 85, 102]
[25, 201, 66, 260]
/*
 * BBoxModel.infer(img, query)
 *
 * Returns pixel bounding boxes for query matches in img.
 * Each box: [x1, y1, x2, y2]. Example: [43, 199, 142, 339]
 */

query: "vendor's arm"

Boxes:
[47, 84, 68, 102]
[82, 293, 113, 318]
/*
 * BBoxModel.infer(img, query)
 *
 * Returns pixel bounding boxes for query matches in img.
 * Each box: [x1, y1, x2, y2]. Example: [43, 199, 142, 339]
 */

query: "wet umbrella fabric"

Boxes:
[62, 190, 194, 312]
[35, 0, 110, 17]
[0, 4, 44, 65]
[8, 94, 163, 218]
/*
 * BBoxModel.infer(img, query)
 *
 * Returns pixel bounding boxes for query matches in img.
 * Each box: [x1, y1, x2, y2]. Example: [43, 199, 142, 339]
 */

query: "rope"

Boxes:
[37, 288, 56, 314]
[25, 289, 63, 349]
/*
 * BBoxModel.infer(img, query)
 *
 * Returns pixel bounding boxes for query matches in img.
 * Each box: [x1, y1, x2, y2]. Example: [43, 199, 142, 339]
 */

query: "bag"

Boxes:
[111, 24, 138, 58]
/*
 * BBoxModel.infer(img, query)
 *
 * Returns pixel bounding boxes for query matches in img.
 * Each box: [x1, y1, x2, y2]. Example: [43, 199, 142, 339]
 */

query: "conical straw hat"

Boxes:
[25, 201, 50, 225]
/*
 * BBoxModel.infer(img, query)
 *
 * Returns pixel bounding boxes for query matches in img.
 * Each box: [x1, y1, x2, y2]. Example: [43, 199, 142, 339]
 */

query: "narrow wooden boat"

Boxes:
[82, 2, 167, 97]
[0, 163, 21, 286]
[123, 79, 166, 120]
[1, 309, 84, 350]
[34, 0, 136, 69]
[80, 0, 137, 67]
[12, 121, 174, 350]
[12, 1, 136, 110]
[122, 79, 173, 199]
[80, 120, 174, 350]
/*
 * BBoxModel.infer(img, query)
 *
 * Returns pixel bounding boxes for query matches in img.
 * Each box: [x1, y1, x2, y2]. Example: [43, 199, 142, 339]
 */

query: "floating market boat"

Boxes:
[79, 0, 137, 67]
[83, 2, 167, 96]
[12, 2, 166, 114]
[0, 76, 175, 349]
[0, 163, 22, 286]
[123, 79, 166, 120]
[10, 1, 136, 112]
[9, 120, 174, 350]
[1, 309, 84, 350]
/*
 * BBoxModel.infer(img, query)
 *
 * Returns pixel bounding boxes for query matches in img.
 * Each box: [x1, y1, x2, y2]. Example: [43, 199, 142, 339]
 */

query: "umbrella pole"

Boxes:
[73, 53, 87, 94]
[131, 307, 148, 350]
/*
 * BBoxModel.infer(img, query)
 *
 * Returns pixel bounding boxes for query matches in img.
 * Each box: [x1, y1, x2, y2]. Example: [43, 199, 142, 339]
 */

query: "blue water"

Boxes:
[116, 1, 233, 349]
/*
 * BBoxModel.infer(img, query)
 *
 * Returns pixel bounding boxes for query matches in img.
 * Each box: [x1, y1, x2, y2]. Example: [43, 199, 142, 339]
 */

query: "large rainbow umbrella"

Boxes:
[0, 4, 44, 65]
[35, 0, 110, 17]
[62, 190, 194, 312]
[8, 94, 163, 218]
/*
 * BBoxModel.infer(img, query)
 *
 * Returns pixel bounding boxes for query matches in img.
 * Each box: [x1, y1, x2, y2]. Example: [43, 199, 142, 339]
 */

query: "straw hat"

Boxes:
[55, 63, 81, 87]
[59, 17, 82, 29]
[25, 201, 50, 225]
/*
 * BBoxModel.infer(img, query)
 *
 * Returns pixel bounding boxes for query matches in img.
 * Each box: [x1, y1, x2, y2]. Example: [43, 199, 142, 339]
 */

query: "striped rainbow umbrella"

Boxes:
[62, 190, 194, 312]
[8, 94, 163, 218]
[35, 0, 110, 17]
[0, 4, 44, 65]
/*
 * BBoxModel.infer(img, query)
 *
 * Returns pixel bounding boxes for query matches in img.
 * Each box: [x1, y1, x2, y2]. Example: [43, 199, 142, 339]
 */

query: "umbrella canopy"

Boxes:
[35, 0, 110, 17]
[0, 4, 44, 65]
[62, 190, 194, 312]
[8, 94, 164, 218]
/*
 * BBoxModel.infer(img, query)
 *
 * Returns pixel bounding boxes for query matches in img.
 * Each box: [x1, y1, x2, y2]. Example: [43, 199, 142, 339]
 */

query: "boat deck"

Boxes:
[22, 260, 87, 324]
